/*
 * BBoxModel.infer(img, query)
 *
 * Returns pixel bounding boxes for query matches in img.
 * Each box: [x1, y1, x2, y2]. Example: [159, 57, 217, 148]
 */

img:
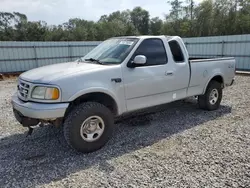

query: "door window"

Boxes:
[130, 39, 168, 66]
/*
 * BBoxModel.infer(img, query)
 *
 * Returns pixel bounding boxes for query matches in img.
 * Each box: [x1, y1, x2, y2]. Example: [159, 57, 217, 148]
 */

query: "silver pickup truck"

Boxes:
[11, 35, 235, 153]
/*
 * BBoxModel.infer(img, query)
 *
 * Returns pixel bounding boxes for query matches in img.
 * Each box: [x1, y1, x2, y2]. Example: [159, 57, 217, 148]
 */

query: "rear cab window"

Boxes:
[168, 40, 185, 63]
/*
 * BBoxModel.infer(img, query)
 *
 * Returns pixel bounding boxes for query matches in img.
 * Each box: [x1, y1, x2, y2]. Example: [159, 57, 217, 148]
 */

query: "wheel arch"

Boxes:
[203, 74, 224, 94]
[66, 91, 120, 117]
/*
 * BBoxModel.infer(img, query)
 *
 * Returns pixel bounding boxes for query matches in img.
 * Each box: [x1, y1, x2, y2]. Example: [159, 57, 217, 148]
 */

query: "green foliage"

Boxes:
[150, 17, 163, 35]
[130, 7, 150, 35]
[0, 1, 250, 41]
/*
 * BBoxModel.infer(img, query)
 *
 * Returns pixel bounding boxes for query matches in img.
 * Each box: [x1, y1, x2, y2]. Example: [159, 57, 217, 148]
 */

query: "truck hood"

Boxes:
[20, 62, 104, 83]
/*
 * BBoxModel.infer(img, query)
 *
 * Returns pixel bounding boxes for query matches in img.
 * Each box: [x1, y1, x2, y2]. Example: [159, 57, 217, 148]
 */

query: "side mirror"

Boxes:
[133, 55, 147, 65]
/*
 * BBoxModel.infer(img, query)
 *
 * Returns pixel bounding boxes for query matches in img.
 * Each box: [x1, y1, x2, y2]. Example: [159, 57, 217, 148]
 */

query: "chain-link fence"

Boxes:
[0, 34, 250, 73]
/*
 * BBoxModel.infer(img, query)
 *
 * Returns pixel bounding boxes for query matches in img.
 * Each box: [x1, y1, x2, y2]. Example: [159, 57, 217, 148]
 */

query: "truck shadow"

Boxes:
[0, 98, 232, 187]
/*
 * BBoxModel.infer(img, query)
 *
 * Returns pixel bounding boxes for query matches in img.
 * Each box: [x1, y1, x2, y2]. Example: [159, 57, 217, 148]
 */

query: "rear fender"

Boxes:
[203, 74, 224, 94]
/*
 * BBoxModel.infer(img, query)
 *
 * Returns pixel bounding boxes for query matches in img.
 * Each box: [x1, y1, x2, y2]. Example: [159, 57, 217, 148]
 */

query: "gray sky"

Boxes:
[1, 0, 201, 25]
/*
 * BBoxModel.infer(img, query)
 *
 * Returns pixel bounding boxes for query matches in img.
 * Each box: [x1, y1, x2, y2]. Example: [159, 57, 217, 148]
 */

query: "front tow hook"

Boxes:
[26, 127, 34, 137]
[26, 123, 44, 137]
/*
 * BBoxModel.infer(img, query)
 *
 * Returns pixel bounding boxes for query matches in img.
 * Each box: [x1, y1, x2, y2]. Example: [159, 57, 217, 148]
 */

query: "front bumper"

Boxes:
[11, 93, 69, 123]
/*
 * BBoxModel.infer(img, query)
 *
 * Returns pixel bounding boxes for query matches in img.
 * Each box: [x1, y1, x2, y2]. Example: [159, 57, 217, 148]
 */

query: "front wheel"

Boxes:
[63, 102, 114, 153]
[198, 80, 223, 111]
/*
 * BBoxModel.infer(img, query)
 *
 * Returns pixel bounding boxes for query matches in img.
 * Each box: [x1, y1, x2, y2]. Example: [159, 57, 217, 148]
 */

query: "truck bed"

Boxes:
[187, 57, 235, 97]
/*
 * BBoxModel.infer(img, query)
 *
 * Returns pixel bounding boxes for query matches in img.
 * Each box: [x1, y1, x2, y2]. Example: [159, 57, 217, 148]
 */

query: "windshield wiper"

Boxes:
[84, 58, 103, 65]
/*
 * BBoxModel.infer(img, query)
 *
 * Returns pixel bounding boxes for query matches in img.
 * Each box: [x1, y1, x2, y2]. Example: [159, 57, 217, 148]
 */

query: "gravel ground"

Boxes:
[0, 76, 250, 188]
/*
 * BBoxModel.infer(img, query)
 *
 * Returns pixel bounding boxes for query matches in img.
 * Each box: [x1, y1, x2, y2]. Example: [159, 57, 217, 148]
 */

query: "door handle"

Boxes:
[165, 71, 173, 76]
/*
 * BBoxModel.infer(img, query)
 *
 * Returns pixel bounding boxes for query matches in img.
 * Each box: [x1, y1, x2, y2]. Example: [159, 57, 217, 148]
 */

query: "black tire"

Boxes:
[63, 102, 114, 153]
[198, 80, 222, 111]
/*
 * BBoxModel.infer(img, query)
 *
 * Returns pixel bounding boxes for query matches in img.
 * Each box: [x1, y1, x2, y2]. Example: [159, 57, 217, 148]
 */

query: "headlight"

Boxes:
[32, 86, 60, 100]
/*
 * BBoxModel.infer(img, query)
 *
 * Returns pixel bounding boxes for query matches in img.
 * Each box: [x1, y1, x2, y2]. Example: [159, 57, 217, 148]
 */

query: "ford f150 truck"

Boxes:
[11, 35, 235, 153]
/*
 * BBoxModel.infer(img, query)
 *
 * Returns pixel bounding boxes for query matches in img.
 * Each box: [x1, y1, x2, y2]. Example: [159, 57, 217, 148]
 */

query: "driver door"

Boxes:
[122, 38, 175, 112]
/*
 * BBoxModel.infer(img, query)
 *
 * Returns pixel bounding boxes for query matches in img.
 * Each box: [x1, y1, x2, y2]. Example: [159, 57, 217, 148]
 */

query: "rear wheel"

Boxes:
[63, 102, 114, 153]
[198, 80, 222, 111]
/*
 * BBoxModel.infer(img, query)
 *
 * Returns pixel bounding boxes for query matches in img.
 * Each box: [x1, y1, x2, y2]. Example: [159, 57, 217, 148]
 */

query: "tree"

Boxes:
[130, 7, 150, 35]
[96, 10, 138, 40]
[183, 0, 195, 36]
[150, 17, 163, 35]
[185, 0, 194, 20]
[1, 2, 250, 41]
[165, 0, 184, 35]
[238, 0, 250, 33]
[167, 0, 184, 20]
[0, 12, 15, 40]
[194, 0, 214, 36]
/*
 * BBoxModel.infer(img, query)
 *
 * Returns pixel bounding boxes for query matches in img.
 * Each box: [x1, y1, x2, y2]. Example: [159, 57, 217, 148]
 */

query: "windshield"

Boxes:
[80, 38, 139, 65]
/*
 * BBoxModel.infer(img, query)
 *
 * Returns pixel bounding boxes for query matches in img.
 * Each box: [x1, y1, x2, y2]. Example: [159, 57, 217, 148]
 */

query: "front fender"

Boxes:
[68, 87, 122, 114]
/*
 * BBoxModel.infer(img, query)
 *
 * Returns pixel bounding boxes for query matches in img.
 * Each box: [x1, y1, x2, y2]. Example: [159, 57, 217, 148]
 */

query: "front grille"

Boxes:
[17, 79, 31, 101]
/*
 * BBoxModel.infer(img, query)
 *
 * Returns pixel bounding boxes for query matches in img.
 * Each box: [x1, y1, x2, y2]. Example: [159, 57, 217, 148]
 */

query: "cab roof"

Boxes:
[112, 35, 178, 41]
